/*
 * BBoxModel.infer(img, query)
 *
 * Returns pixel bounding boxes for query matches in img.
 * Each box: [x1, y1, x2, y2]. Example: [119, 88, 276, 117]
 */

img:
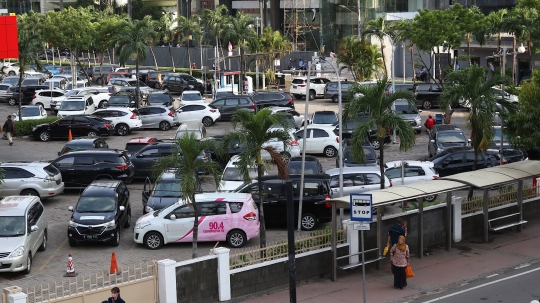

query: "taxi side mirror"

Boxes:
[170, 214, 177, 221]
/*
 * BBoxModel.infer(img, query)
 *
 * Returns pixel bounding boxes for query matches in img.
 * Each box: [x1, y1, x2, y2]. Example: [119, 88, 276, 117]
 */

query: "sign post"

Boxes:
[350, 194, 373, 303]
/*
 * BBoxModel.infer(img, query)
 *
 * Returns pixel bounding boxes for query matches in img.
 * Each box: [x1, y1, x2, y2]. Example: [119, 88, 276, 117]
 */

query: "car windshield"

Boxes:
[182, 93, 203, 101]
[59, 101, 85, 111]
[64, 90, 80, 96]
[152, 181, 183, 197]
[344, 147, 376, 163]
[3, 78, 19, 85]
[395, 104, 418, 114]
[288, 162, 319, 174]
[148, 94, 171, 104]
[175, 130, 203, 140]
[127, 80, 146, 87]
[76, 196, 116, 212]
[108, 96, 130, 106]
[125, 144, 145, 154]
[21, 107, 41, 117]
[223, 167, 257, 181]
[0, 216, 26, 237]
[437, 132, 466, 143]
[313, 113, 337, 124]
[493, 128, 507, 142]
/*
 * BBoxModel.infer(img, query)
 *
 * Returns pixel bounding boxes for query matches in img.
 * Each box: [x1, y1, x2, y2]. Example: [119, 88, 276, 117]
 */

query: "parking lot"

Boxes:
[0, 86, 471, 290]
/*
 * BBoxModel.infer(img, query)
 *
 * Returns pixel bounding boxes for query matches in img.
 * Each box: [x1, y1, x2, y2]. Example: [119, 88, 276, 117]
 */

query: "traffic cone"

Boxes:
[109, 252, 120, 275]
[63, 253, 78, 277]
[67, 128, 72, 141]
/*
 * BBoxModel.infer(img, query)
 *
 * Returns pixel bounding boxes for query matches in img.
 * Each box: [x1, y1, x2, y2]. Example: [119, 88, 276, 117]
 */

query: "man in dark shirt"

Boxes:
[386, 217, 407, 249]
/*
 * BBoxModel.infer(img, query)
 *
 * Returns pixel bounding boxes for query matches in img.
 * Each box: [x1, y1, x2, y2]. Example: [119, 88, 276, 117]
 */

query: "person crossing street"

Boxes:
[3, 115, 16, 146]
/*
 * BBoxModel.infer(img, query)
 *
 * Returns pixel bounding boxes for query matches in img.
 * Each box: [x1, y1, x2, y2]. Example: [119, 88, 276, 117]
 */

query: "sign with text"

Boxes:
[350, 194, 373, 222]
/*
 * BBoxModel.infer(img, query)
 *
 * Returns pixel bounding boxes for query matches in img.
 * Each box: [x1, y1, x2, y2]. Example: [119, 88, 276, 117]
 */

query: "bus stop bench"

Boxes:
[488, 213, 527, 231]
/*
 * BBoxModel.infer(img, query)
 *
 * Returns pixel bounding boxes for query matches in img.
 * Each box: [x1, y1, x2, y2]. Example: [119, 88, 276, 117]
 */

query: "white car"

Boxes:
[179, 90, 205, 107]
[57, 96, 96, 117]
[460, 87, 519, 108]
[384, 160, 439, 201]
[326, 167, 391, 197]
[289, 77, 330, 100]
[218, 155, 262, 192]
[12, 105, 48, 121]
[1, 62, 20, 76]
[295, 125, 340, 157]
[268, 106, 306, 129]
[175, 103, 220, 127]
[261, 127, 301, 160]
[50, 87, 111, 111]
[309, 110, 338, 126]
[52, 74, 88, 87]
[32, 89, 67, 109]
[92, 107, 143, 136]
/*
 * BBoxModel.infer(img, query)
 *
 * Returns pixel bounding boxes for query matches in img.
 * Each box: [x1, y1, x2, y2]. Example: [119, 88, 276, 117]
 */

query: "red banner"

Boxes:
[0, 16, 19, 59]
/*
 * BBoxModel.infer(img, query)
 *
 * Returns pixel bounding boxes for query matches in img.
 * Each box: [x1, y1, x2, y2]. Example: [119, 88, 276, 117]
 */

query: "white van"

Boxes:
[0, 196, 48, 274]
[57, 96, 96, 117]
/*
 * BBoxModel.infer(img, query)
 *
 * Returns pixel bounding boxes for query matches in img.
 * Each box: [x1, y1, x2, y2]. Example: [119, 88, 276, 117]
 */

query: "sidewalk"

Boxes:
[238, 220, 540, 303]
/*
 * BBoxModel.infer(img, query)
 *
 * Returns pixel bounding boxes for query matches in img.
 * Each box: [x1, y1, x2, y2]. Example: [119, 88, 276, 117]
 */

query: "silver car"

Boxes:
[138, 105, 176, 130]
[0, 196, 48, 274]
[392, 99, 422, 134]
[326, 167, 391, 197]
[0, 162, 64, 198]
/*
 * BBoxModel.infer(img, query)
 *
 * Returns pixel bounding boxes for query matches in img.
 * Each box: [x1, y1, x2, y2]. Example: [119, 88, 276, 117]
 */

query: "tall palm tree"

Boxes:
[151, 133, 222, 258]
[344, 77, 416, 189]
[200, 5, 229, 68]
[337, 36, 384, 81]
[16, 31, 43, 121]
[258, 27, 292, 73]
[506, 6, 540, 72]
[222, 12, 258, 92]
[223, 109, 290, 249]
[440, 65, 511, 198]
[488, 8, 508, 54]
[116, 16, 156, 107]
[157, 13, 178, 71]
[366, 17, 388, 75]
[177, 15, 202, 75]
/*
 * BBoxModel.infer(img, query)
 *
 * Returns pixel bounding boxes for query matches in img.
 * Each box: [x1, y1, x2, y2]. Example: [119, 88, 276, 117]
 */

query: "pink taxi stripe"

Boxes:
[177, 216, 206, 241]
[215, 198, 225, 202]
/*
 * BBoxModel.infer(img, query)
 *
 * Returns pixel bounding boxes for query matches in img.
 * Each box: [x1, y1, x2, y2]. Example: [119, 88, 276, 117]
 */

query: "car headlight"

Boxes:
[32, 126, 37, 132]
[145, 206, 154, 213]
[437, 146, 443, 152]
[57, 113, 62, 117]
[188, 85, 194, 89]
[135, 222, 151, 229]
[69, 219, 78, 228]
[103, 220, 116, 229]
[8, 246, 25, 258]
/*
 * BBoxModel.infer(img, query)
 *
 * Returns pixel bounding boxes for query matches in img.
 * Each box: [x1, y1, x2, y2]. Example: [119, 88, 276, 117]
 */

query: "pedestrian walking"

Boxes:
[444, 104, 453, 124]
[3, 115, 16, 146]
[386, 217, 407, 250]
[424, 114, 436, 133]
[104, 287, 125, 303]
[390, 235, 410, 289]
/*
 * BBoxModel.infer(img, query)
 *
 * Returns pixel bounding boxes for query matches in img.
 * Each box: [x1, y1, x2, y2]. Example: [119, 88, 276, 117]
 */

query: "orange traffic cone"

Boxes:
[67, 128, 72, 141]
[109, 252, 120, 275]
[63, 253, 78, 277]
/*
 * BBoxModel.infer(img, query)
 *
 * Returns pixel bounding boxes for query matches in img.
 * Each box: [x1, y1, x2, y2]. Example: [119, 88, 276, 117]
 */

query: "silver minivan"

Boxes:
[326, 167, 391, 197]
[0, 196, 48, 274]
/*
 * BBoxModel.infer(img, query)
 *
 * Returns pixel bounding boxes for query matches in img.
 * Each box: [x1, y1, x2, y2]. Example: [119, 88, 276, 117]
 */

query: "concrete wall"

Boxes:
[176, 257, 219, 303]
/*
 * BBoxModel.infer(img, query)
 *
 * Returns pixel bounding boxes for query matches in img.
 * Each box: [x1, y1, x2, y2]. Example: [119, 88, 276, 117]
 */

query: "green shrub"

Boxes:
[13, 117, 60, 137]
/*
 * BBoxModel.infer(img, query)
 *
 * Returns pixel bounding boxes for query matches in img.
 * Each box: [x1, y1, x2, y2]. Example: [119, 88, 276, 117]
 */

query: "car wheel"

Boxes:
[98, 100, 108, 108]
[227, 230, 247, 248]
[39, 131, 51, 142]
[144, 232, 164, 250]
[35, 102, 44, 108]
[309, 90, 316, 101]
[8, 71, 15, 76]
[38, 231, 47, 251]
[111, 228, 120, 246]
[422, 100, 432, 110]
[415, 130, 422, 134]
[332, 95, 338, 103]
[87, 131, 97, 137]
[123, 210, 131, 228]
[68, 239, 77, 247]
[97, 78, 103, 85]
[301, 213, 317, 231]
[8, 98, 16, 106]
[202, 116, 213, 127]
[21, 189, 39, 197]
[23, 254, 32, 274]
[424, 194, 437, 202]
[159, 121, 171, 131]
[116, 124, 130, 136]
[324, 146, 337, 157]
[154, 83, 161, 89]
[294, 94, 302, 99]
[371, 139, 381, 150]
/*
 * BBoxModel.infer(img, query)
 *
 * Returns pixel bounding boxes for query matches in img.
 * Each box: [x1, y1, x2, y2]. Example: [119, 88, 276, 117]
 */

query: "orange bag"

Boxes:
[405, 265, 414, 278]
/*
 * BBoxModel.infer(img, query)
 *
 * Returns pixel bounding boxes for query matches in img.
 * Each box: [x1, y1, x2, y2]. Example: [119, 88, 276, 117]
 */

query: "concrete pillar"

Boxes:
[446, 191, 452, 251]
[453, 196, 463, 243]
[7, 292, 27, 303]
[343, 219, 359, 265]
[418, 197, 424, 259]
[157, 259, 177, 303]
[517, 180, 524, 232]
[376, 205, 383, 269]
[213, 247, 231, 301]
[483, 188, 490, 242]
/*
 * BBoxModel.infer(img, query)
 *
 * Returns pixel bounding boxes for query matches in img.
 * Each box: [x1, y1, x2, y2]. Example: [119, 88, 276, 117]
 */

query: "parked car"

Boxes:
[134, 193, 260, 249]
[50, 87, 111, 111]
[287, 156, 324, 175]
[57, 95, 96, 117]
[12, 105, 48, 121]
[51, 150, 134, 188]
[2, 75, 21, 86]
[0, 162, 64, 198]
[32, 89, 66, 109]
[108, 78, 152, 100]
[335, 145, 378, 168]
[289, 77, 330, 100]
[32, 115, 115, 142]
[129, 142, 175, 178]
[13, 85, 51, 106]
[262, 127, 301, 160]
[428, 127, 469, 158]
[137, 106, 176, 130]
[67, 180, 131, 247]
[324, 81, 356, 103]
[326, 167, 391, 197]
[268, 107, 305, 129]
[0, 196, 48, 274]
[208, 96, 255, 120]
[252, 91, 294, 109]
[175, 103, 220, 127]
[106, 72, 130, 83]
[92, 108, 142, 136]
[179, 90, 205, 107]
[58, 137, 109, 156]
[218, 155, 260, 192]
[21, 77, 45, 87]
[310, 110, 338, 126]
[124, 137, 158, 155]
[384, 160, 439, 201]
[204, 135, 248, 166]
[142, 170, 202, 214]
[161, 73, 205, 94]
[106, 93, 137, 110]
[429, 147, 501, 177]
[295, 125, 339, 157]
[332, 115, 391, 150]
[91, 65, 118, 85]
[1, 63, 20, 76]
[174, 122, 207, 140]
[146, 71, 173, 88]
[147, 91, 174, 107]
[0, 86, 19, 105]
[392, 99, 422, 134]
[236, 175, 332, 231]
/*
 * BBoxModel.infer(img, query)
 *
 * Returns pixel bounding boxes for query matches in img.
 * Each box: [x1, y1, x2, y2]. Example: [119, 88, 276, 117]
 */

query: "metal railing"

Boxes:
[230, 227, 346, 270]
[461, 185, 540, 215]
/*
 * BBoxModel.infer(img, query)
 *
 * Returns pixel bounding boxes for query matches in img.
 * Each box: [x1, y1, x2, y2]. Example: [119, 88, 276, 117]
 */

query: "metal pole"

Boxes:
[500, 47, 506, 166]
[483, 188, 489, 243]
[517, 180, 523, 232]
[418, 197, 424, 259]
[390, 36, 396, 144]
[403, 42, 406, 83]
[446, 191, 452, 251]
[297, 61, 312, 232]
[356, 0, 361, 37]
[331, 201, 337, 281]
[336, 64, 344, 224]
[286, 181, 297, 303]
[361, 230, 367, 303]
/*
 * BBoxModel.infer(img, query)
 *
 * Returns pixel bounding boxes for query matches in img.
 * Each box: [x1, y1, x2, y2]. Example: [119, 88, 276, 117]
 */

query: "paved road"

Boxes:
[0, 88, 472, 291]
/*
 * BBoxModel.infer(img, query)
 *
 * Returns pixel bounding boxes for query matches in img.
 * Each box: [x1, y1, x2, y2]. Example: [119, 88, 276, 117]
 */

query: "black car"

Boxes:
[142, 170, 202, 214]
[252, 91, 294, 109]
[21, 78, 45, 86]
[32, 115, 115, 142]
[162, 73, 205, 94]
[146, 71, 173, 88]
[52, 150, 134, 188]
[129, 142, 175, 178]
[147, 91, 174, 107]
[209, 96, 255, 120]
[58, 137, 109, 156]
[429, 147, 501, 177]
[287, 156, 324, 174]
[324, 81, 356, 103]
[67, 180, 131, 247]
[428, 127, 469, 158]
[204, 135, 247, 166]
[107, 94, 137, 108]
[236, 175, 332, 231]
[332, 115, 391, 150]
[336, 145, 378, 168]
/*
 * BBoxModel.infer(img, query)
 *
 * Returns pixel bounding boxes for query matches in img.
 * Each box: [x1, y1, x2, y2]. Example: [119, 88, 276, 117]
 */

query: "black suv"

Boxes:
[147, 91, 174, 107]
[332, 115, 391, 150]
[67, 180, 131, 247]
[236, 175, 332, 230]
[287, 156, 324, 174]
[107, 93, 137, 108]
[324, 81, 356, 103]
[146, 71, 173, 88]
[161, 73, 205, 94]
[429, 147, 500, 177]
[142, 170, 202, 214]
[58, 137, 109, 156]
[51, 150, 134, 188]
[209, 96, 255, 120]
[428, 125, 469, 157]
[252, 91, 294, 109]
[336, 144, 378, 168]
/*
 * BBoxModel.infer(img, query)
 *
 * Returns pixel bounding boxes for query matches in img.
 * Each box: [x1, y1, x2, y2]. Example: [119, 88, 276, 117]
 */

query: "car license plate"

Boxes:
[293, 85, 297, 89]
[85, 235, 97, 239]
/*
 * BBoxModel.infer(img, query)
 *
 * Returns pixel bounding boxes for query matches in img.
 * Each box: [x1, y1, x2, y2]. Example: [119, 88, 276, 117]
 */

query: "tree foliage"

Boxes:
[336, 37, 383, 81]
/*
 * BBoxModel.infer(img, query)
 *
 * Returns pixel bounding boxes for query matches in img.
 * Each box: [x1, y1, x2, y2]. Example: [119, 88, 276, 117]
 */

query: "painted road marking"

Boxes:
[423, 266, 540, 302]
[39, 238, 67, 271]
[515, 263, 531, 269]
[486, 274, 499, 278]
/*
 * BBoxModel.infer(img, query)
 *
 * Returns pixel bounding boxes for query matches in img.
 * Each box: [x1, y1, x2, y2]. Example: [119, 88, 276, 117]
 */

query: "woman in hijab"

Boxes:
[390, 235, 410, 289]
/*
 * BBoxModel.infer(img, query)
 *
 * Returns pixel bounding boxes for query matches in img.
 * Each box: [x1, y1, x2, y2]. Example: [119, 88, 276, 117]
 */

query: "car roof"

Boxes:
[256, 174, 329, 182]
[326, 167, 382, 175]
[60, 149, 121, 155]
[0, 196, 40, 216]
[82, 180, 122, 196]
[65, 138, 100, 144]
[194, 192, 253, 203]
[289, 155, 319, 162]
[313, 111, 336, 115]
[0, 161, 50, 168]
[182, 91, 201, 94]
[127, 137, 158, 144]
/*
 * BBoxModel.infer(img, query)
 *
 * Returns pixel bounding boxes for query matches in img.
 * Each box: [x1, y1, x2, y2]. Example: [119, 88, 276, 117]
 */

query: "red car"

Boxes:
[125, 136, 158, 154]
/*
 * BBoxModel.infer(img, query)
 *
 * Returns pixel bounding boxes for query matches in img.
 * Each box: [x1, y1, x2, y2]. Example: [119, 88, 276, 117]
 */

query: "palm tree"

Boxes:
[222, 12, 258, 92]
[16, 31, 43, 121]
[366, 17, 388, 75]
[488, 9, 508, 54]
[157, 13, 178, 71]
[344, 77, 416, 189]
[177, 15, 202, 75]
[223, 108, 290, 249]
[506, 6, 540, 73]
[440, 65, 512, 198]
[116, 16, 156, 107]
[151, 133, 222, 258]
[337, 36, 384, 81]
[200, 5, 229, 68]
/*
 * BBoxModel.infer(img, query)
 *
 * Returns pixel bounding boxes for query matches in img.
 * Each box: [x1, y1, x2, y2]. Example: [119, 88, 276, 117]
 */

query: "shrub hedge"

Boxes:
[12, 117, 60, 137]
